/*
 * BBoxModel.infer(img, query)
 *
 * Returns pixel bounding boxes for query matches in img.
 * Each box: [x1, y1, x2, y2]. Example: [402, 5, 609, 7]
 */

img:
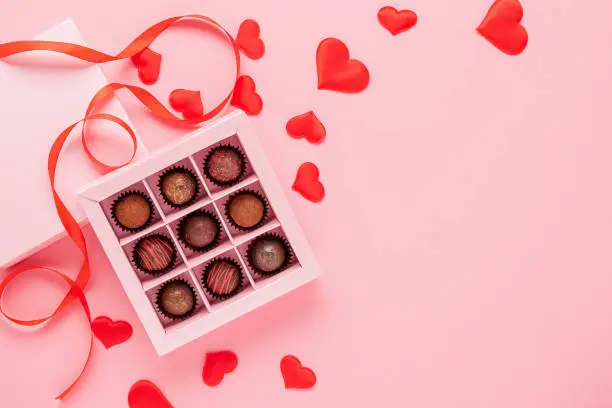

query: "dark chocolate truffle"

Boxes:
[159, 168, 198, 208]
[134, 235, 176, 274]
[226, 191, 266, 230]
[204, 145, 245, 186]
[202, 259, 243, 299]
[112, 192, 153, 231]
[156, 280, 196, 319]
[177, 210, 221, 252]
[248, 235, 290, 276]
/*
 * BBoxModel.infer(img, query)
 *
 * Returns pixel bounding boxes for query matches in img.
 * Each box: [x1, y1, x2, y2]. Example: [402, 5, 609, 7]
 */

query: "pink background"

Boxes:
[2, 0, 612, 407]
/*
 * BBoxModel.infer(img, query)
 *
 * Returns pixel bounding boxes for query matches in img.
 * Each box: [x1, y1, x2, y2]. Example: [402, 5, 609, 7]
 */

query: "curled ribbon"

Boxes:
[0, 15, 240, 399]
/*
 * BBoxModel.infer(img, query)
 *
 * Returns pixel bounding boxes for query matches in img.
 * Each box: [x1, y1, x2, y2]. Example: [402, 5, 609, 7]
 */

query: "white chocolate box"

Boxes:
[79, 111, 321, 355]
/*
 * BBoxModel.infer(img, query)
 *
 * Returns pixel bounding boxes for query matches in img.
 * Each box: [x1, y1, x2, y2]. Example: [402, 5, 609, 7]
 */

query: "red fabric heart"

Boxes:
[286, 111, 326, 144]
[91, 316, 133, 349]
[231, 75, 263, 115]
[477, 0, 528, 55]
[169, 89, 204, 120]
[236, 19, 265, 60]
[292, 163, 325, 203]
[202, 351, 238, 386]
[128, 380, 173, 408]
[130, 47, 161, 84]
[281, 355, 317, 389]
[377, 6, 418, 35]
[316, 38, 369, 93]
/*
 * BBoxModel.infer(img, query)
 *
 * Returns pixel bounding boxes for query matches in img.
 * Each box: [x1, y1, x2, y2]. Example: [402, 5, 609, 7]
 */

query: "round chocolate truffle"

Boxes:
[159, 168, 198, 208]
[112, 192, 152, 231]
[178, 211, 220, 251]
[134, 235, 176, 274]
[204, 146, 245, 186]
[227, 191, 266, 230]
[248, 235, 289, 275]
[157, 280, 196, 319]
[203, 259, 243, 298]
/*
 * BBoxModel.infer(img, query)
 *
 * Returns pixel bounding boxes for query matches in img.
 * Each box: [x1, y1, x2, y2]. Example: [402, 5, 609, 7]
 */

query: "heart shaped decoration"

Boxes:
[378, 6, 418, 35]
[91, 316, 133, 349]
[128, 380, 173, 408]
[236, 19, 265, 60]
[231, 75, 263, 115]
[292, 163, 325, 203]
[316, 38, 369, 93]
[280, 355, 317, 389]
[202, 350, 238, 386]
[286, 111, 326, 144]
[130, 47, 162, 84]
[169, 89, 204, 120]
[477, 0, 528, 55]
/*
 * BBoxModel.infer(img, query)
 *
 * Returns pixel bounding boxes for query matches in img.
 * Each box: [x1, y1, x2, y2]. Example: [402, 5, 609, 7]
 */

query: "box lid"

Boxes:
[0, 19, 147, 267]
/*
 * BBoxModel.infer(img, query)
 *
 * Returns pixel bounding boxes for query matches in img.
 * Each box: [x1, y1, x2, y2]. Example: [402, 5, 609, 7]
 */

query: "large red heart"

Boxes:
[477, 0, 528, 55]
[292, 163, 325, 203]
[169, 89, 204, 120]
[236, 19, 265, 60]
[286, 111, 326, 144]
[91, 316, 133, 349]
[316, 38, 369, 93]
[130, 47, 161, 84]
[377, 6, 418, 35]
[128, 380, 173, 408]
[202, 351, 238, 386]
[231, 75, 263, 115]
[280, 355, 316, 389]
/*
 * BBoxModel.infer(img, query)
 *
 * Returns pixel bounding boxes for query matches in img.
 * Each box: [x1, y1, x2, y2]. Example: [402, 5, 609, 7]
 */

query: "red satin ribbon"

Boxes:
[0, 15, 240, 399]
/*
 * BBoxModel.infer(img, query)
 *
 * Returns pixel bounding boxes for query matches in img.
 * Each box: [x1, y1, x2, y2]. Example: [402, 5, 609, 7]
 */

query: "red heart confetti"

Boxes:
[231, 75, 263, 115]
[280, 355, 317, 389]
[236, 19, 265, 60]
[130, 47, 162, 84]
[169, 89, 204, 120]
[202, 350, 239, 386]
[91, 316, 133, 349]
[128, 380, 173, 408]
[477, 0, 528, 55]
[286, 111, 326, 144]
[316, 38, 369, 93]
[292, 163, 325, 203]
[377, 6, 418, 35]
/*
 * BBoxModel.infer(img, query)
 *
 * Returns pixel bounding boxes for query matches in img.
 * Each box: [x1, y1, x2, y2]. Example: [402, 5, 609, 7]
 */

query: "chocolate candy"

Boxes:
[202, 259, 243, 299]
[159, 168, 198, 208]
[226, 191, 267, 230]
[204, 145, 245, 186]
[247, 234, 290, 276]
[156, 279, 196, 319]
[178, 210, 220, 252]
[111, 192, 153, 231]
[133, 235, 176, 274]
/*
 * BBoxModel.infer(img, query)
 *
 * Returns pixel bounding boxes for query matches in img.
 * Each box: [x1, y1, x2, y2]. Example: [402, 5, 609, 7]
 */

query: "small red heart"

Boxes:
[477, 0, 528, 55]
[130, 47, 162, 84]
[286, 111, 326, 144]
[378, 6, 418, 35]
[128, 380, 173, 408]
[316, 38, 369, 93]
[91, 316, 133, 349]
[280, 355, 316, 389]
[231, 75, 263, 115]
[292, 163, 325, 203]
[236, 19, 265, 60]
[169, 89, 204, 120]
[202, 351, 238, 386]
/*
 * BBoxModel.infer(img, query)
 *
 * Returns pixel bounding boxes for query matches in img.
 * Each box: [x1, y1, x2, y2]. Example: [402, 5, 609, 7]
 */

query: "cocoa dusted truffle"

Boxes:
[111, 191, 153, 232]
[203, 145, 246, 186]
[177, 210, 221, 252]
[156, 279, 197, 319]
[225, 190, 267, 230]
[133, 235, 177, 275]
[202, 258, 243, 299]
[247, 234, 291, 276]
[158, 167, 199, 208]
